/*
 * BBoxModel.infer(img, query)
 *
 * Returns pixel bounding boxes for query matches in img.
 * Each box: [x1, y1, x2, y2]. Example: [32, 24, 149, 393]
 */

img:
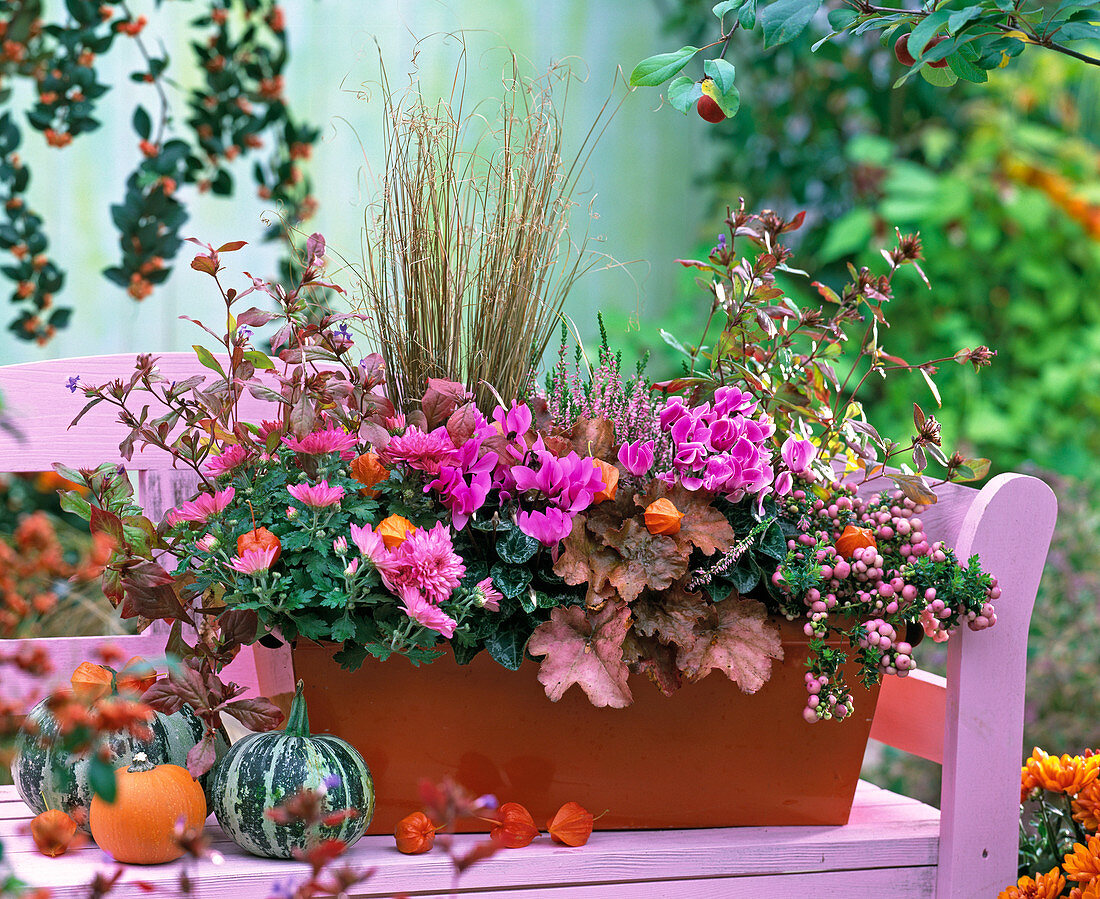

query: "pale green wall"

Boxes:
[0, 1, 710, 364]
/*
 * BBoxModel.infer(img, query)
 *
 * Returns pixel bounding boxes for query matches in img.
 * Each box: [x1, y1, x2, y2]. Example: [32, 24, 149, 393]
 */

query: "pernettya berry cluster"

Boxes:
[772, 483, 1000, 724]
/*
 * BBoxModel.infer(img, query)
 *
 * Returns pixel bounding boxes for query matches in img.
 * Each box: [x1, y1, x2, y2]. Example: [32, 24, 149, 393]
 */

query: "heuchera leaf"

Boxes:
[622, 632, 682, 696]
[676, 594, 783, 692]
[570, 416, 615, 461]
[631, 584, 706, 648]
[528, 601, 633, 708]
[553, 515, 620, 607]
[600, 519, 687, 604]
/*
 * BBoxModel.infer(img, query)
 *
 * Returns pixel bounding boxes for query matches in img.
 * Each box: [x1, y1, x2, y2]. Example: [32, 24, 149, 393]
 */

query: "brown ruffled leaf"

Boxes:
[635, 483, 737, 557]
[569, 416, 615, 460]
[632, 584, 705, 648]
[553, 516, 620, 607]
[622, 631, 682, 697]
[676, 594, 783, 693]
[601, 519, 687, 604]
[528, 601, 633, 708]
[422, 379, 472, 429]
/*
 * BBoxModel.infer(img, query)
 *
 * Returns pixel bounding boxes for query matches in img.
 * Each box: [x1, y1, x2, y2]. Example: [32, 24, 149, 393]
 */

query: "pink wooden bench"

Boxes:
[0, 353, 1058, 897]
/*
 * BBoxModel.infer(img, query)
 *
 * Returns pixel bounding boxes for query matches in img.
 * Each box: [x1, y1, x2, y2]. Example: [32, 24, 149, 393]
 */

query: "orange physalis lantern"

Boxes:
[592, 460, 619, 504]
[237, 527, 282, 564]
[489, 802, 539, 848]
[351, 453, 389, 497]
[70, 662, 114, 702]
[31, 809, 78, 857]
[644, 498, 683, 536]
[834, 524, 877, 560]
[394, 811, 437, 854]
[547, 801, 594, 846]
[377, 514, 416, 550]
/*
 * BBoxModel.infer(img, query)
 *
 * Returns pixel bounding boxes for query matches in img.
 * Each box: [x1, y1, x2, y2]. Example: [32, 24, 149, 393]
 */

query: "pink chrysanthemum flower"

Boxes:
[204, 444, 253, 476]
[229, 545, 279, 575]
[195, 533, 218, 553]
[382, 426, 455, 474]
[399, 587, 458, 638]
[166, 487, 235, 526]
[287, 480, 345, 509]
[283, 425, 358, 458]
[389, 521, 465, 604]
[476, 577, 502, 612]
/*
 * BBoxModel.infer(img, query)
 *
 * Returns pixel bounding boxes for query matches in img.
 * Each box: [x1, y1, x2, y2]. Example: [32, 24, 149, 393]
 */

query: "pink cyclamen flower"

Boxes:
[511, 448, 605, 513]
[283, 425, 359, 458]
[230, 545, 279, 575]
[400, 588, 458, 638]
[781, 435, 817, 473]
[617, 439, 655, 477]
[166, 486, 236, 526]
[390, 522, 465, 604]
[287, 480, 345, 509]
[775, 471, 793, 497]
[204, 444, 253, 476]
[476, 577, 502, 612]
[516, 507, 574, 547]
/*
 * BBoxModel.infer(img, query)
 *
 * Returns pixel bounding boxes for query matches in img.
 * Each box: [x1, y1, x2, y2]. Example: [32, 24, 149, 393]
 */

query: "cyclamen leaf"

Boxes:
[528, 601, 633, 708]
[676, 595, 783, 692]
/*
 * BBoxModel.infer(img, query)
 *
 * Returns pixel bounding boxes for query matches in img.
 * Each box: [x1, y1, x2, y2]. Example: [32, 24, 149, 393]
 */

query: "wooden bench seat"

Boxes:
[1, 781, 940, 898]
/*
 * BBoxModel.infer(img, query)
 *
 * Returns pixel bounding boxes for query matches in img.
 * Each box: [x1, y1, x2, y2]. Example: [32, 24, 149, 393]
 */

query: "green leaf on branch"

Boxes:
[712, 0, 749, 19]
[668, 76, 702, 114]
[703, 58, 737, 95]
[629, 47, 699, 87]
[132, 105, 152, 141]
[760, 0, 823, 48]
[192, 345, 226, 378]
[88, 754, 117, 803]
[949, 52, 988, 83]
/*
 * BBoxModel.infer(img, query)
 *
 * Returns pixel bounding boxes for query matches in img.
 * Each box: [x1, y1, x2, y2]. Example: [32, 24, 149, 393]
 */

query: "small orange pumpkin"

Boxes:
[644, 498, 683, 536]
[31, 808, 78, 857]
[591, 460, 619, 504]
[89, 752, 206, 865]
[834, 524, 877, 560]
[376, 514, 416, 550]
[351, 452, 389, 497]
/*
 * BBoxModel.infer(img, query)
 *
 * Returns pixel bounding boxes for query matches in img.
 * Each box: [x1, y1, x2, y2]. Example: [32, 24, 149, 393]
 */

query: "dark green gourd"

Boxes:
[210, 680, 374, 858]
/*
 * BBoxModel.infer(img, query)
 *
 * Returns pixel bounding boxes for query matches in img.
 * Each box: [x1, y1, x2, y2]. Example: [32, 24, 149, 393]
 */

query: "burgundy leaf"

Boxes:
[222, 696, 285, 732]
[140, 678, 187, 715]
[186, 732, 217, 778]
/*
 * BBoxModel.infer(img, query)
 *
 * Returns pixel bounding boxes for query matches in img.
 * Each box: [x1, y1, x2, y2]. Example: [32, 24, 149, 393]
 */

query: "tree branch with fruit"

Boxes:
[632, 0, 1100, 123]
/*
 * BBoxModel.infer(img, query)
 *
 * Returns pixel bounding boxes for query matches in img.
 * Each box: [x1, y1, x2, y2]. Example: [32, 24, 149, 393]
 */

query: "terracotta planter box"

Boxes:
[292, 619, 879, 835]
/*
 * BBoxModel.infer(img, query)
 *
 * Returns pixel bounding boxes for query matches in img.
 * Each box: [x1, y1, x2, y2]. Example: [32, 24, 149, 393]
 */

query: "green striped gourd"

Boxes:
[210, 680, 374, 859]
[11, 699, 227, 834]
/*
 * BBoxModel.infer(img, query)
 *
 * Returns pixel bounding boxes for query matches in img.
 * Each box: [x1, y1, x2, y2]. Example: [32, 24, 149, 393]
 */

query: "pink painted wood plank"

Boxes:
[870, 669, 948, 764]
[0, 632, 175, 712]
[2, 783, 939, 898]
[937, 473, 1057, 898]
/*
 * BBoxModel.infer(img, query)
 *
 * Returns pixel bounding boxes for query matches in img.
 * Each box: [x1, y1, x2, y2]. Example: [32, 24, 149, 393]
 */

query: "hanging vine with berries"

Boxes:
[0, 0, 320, 344]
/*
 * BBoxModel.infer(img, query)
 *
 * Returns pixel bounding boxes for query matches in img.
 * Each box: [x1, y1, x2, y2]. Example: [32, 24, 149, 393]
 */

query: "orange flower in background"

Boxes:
[998, 867, 1067, 899]
[1025, 747, 1100, 797]
[1069, 882, 1100, 899]
[834, 524, 877, 560]
[377, 514, 416, 550]
[1022, 764, 1041, 803]
[350, 453, 388, 497]
[591, 460, 618, 504]
[1065, 834, 1100, 883]
[1075, 781, 1100, 832]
